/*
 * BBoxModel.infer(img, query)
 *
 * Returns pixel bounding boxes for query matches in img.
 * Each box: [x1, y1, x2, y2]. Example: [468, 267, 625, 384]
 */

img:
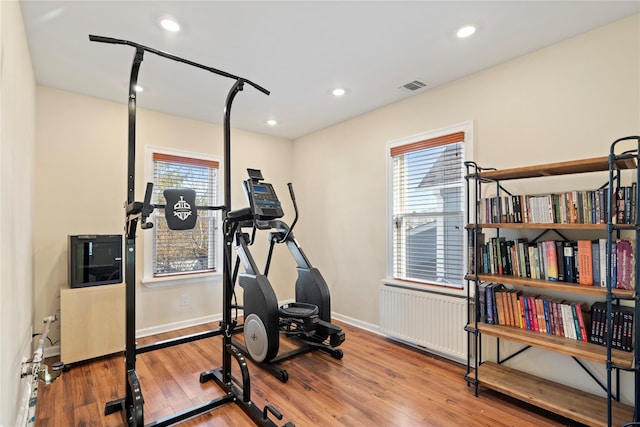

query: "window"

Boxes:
[388, 126, 469, 288]
[144, 148, 221, 284]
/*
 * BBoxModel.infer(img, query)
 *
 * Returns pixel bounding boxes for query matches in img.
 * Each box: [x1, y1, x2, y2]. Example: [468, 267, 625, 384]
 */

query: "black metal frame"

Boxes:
[607, 136, 640, 426]
[89, 35, 293, 427]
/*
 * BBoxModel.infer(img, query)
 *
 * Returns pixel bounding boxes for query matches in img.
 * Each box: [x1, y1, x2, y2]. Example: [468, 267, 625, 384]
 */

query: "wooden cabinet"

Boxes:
[60, 283, 125, 365]
[464, 147, 640, 427]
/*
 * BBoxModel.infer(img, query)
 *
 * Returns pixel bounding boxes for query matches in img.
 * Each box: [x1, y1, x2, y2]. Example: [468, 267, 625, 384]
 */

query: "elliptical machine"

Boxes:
[227, 169, 345, 382]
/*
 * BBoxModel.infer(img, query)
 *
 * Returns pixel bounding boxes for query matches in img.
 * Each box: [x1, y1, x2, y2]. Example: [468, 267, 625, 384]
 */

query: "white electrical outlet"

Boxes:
[181, 294, 189, 306]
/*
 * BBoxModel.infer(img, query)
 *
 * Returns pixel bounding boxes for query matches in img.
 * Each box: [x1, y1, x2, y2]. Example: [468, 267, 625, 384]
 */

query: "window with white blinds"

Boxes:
[151, 152, 219, 277]
[389, 131, 465, 288]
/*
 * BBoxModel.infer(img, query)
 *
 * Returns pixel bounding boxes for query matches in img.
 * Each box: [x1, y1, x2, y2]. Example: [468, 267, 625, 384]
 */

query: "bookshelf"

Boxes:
[464, 141, 640, 427]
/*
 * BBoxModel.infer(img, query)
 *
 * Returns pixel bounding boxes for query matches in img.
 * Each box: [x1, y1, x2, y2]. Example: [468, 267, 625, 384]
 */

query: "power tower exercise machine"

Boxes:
[89, 35, 294, 427]
[227, 169, 345, 382]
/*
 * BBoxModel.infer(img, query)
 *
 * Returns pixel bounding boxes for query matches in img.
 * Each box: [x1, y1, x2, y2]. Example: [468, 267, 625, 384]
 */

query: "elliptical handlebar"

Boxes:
[279, 183, 298, 243]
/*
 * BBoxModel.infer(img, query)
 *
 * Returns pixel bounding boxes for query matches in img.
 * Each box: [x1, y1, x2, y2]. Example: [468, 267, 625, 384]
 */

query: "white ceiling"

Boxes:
[20, 1, 640, 140]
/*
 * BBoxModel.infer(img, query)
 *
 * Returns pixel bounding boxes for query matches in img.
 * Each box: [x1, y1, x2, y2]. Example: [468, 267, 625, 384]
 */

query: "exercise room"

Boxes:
[3, 1, 640, 426]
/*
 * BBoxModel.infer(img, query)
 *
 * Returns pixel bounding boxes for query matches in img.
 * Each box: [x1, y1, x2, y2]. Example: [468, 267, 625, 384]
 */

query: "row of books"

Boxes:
[477, 284, 635, 351]
[478, 283, 590, 341]
[478, 185, 637, 225]
[473, 234, 634, 290]
[590, 302, 635, 351]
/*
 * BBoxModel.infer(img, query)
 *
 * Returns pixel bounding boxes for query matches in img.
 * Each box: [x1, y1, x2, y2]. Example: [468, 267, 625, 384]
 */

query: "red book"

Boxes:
[577, 240, 593, 286]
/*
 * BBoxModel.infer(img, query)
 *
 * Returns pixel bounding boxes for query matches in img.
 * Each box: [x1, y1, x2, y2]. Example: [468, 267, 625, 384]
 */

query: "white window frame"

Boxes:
[385, 121, 474, 295]
[142, 145, 223, 287]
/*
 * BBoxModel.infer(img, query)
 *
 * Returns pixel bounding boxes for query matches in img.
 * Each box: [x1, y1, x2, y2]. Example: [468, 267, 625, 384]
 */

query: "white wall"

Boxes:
[34, 87, 295, 346]
[292, 15, 639, 402]
[0, 1, 36, 425]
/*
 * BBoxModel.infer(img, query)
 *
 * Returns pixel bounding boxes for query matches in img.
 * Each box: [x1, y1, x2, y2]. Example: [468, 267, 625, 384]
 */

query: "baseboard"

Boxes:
[44, 302, 381, 359]
[331, 312, 384, 336]
[135, 313, 224, 338]
[44, 345, 61, 359]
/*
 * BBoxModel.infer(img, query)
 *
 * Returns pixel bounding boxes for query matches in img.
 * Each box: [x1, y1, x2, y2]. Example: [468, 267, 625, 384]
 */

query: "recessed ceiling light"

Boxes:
[160, 18, 181, 32]
[134, 85, 144, 93]
[332, 88, 346, 97]
[456, 25, 476, 38]
[266, 119, 278, 126]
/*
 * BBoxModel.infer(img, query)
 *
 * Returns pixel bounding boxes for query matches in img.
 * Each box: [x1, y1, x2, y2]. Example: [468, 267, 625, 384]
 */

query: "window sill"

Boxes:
[142, 271, 222, 288]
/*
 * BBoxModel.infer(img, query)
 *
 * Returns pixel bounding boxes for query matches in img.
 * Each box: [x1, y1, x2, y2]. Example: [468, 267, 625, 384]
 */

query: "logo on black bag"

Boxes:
[173, 196, 192, 221]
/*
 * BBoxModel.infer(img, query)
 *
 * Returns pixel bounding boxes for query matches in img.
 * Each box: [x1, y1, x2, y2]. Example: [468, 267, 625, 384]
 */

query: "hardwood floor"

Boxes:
[35, 321, 584, 426]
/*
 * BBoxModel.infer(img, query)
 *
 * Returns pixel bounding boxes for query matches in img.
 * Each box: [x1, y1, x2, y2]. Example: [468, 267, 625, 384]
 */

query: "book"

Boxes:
[577, 240, 593, 286]
[545, 241, 559, 281]
[521, 294, 529, 330]
[485, 284, 496, 324]
[543, 299, 552, 334]
[588, 302, 634, 351]
[598, 238, 607, 287]
[616, 239, 633, 290]
[478, 282, 489, 323]
[468, 231, 485, 275]
[530, 244, 540, 279]
[538, 242, 547, 280]
[527, 295, 539, 332]
[495, 288, 507, 325]
[555, 241, 565, 282]
[535, 297, 546, 333]
[561, 303, 576, 339]
[589, 303, 603, 345]
[511, 290, 523, 328]
[622, 306, 634, 351]
[591, 240, 600, 286]
[571, 304, 582, 341]
[563, 241, 576, 283]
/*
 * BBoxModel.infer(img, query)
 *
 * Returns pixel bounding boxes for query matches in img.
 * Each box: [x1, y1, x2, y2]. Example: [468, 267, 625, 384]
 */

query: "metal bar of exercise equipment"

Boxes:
[89, 35, 293, 427]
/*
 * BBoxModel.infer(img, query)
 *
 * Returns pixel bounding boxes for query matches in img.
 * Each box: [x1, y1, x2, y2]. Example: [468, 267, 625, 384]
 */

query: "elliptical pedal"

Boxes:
[278, 302, 318, 318]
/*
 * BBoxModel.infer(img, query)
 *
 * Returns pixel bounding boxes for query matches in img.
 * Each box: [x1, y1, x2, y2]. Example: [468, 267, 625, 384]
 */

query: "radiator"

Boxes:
[379, 284, 467, 362]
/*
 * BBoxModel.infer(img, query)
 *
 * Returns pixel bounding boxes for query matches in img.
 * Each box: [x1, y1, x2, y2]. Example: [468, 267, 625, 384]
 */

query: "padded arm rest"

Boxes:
[227, 207, 253, 223]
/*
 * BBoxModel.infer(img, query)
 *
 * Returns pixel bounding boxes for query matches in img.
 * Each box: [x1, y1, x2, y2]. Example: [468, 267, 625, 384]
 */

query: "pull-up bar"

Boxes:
[89, 35, 270, 96]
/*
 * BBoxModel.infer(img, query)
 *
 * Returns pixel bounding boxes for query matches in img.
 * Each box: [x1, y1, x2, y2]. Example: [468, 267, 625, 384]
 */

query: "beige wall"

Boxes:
[34, 87, 295, 345]
[1, 1, 36, 425]
[292, 15, 639, 402]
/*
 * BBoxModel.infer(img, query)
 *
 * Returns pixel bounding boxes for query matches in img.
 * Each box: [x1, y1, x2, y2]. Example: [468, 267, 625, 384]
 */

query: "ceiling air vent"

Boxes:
[399, 80, 426, 92]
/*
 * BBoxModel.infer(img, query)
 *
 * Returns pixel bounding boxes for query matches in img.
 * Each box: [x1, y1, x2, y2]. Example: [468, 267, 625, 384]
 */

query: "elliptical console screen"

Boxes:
[246, 180, 284, 220]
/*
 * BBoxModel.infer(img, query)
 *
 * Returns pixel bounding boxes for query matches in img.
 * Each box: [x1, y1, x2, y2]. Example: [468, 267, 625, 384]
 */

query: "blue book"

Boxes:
[486, 284, 495, 324]
[543, 299, 552, 334]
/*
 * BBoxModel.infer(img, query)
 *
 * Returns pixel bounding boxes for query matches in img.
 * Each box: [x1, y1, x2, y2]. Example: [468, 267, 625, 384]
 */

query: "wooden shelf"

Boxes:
[471, 222, 608, 230]
[470, 361, 634, 427]
[468, 322, 634, 368]
[471, 156, 636, 181]
[467, 273, 635, 298]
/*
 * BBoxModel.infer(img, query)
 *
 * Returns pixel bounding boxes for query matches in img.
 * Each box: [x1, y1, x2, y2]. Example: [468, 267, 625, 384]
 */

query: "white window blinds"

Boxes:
[390, 132, 465, 287]
[152, 152, 219, 276]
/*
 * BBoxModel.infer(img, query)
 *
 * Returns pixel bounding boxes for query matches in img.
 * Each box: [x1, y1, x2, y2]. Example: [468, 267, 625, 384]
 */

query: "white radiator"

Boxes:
[379, 284, 467, 362]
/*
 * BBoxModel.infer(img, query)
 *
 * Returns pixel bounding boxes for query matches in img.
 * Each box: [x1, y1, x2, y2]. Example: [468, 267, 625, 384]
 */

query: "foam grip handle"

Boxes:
[163, 189, 197, 230]
[89, 35, 122, 44]
[287, 183, 296, 201]
[143, 182, 153, 206]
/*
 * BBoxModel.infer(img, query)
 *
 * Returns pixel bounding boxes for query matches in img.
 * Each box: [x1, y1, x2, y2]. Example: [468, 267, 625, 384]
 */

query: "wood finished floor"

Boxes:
[35, 321, 585, 426]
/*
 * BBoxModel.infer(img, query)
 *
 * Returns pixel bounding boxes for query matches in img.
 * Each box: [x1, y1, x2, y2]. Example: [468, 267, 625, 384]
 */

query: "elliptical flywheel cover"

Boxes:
[244, 313, 269, 362]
